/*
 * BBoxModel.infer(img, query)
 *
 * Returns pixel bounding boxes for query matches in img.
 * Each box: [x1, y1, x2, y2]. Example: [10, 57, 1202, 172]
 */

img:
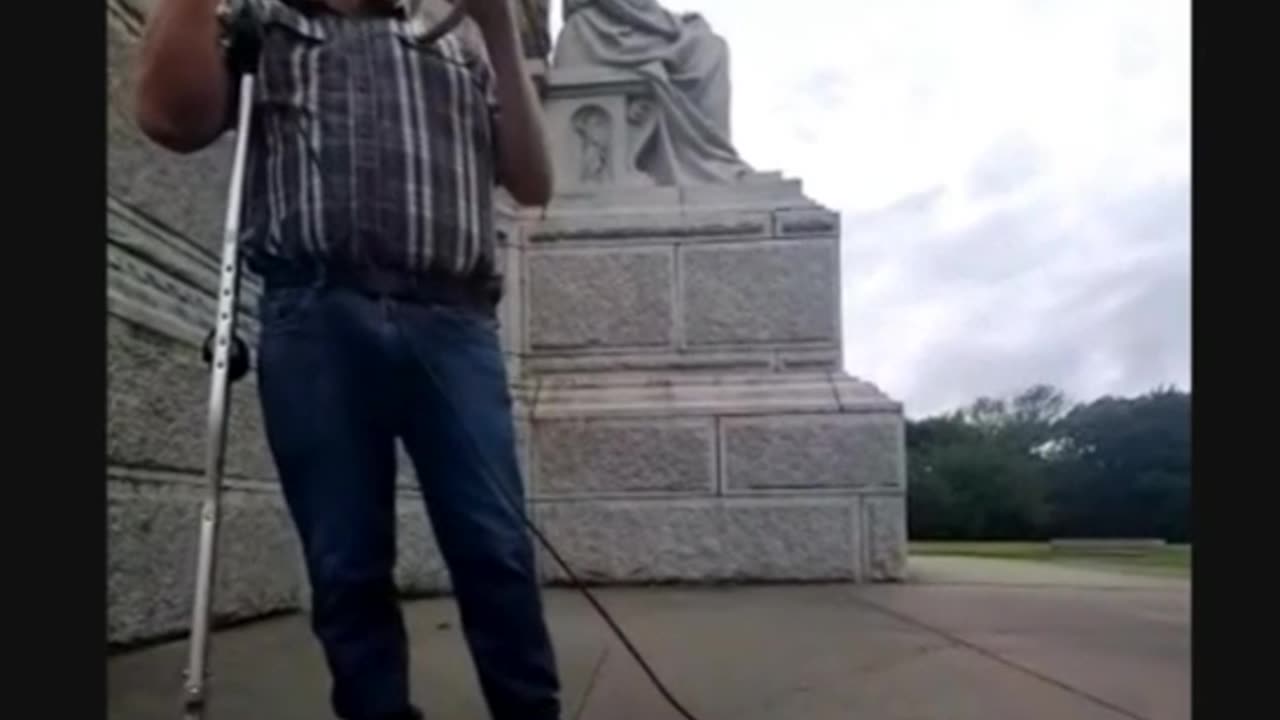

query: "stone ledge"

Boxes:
[543, 183, 814, 214]
[529, 373, 901, 420]
[544, 66, 652, 95]
[527, 208, 773, 243]
[522, 347, 842, 375]
[774, 208, 841, 238]
[527, 487, 899, 503]
[523, 202, 839, 242]
[523, 340, 837, 360]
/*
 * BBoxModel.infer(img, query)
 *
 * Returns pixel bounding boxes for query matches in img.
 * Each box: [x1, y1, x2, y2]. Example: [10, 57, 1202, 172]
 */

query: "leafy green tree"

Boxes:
[906, 384, 1190, 542]
[1048, 387, 1190, 540]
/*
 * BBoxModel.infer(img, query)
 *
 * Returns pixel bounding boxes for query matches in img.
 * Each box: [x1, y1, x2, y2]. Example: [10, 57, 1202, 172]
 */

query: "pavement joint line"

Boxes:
[845, 589, 1152, 720]
[571, 645, 611, 720]
[851, 640, 953, 678]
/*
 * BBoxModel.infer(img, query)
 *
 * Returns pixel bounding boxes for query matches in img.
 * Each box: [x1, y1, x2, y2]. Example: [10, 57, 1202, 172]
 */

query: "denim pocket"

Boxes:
[259, 286, 320, 334]
[431, 302, 501, 337]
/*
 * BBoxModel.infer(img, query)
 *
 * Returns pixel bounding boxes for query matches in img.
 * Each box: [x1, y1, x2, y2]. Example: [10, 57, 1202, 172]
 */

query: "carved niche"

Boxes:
[571, 104, 613, 184]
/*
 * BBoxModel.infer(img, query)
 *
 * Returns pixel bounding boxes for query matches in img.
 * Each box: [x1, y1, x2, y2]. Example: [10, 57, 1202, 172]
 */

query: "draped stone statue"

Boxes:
[554, 0, 753, 186]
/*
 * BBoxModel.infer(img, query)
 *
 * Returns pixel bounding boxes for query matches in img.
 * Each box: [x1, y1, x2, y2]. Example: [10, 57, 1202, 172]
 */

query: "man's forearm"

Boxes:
[135, 0, 231, 153]
[477, 5, 553, 206]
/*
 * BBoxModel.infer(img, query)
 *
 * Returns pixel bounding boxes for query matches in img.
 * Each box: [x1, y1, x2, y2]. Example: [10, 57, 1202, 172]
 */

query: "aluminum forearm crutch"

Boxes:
[181, 2, 261, 718]
[177, 2, 469, 718]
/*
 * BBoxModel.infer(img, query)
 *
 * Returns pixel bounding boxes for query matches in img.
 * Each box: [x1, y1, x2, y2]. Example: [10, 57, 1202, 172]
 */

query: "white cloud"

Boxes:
[547, 0, 1190, 416]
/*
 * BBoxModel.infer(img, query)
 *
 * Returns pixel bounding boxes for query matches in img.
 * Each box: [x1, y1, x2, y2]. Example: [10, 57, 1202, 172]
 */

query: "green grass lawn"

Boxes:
[910, 541, 1191, 578]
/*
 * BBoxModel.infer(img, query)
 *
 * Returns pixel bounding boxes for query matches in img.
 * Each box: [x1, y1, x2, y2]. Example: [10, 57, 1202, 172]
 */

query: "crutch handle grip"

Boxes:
[202, 331, 252, 383]
[219, 0, 264, 76]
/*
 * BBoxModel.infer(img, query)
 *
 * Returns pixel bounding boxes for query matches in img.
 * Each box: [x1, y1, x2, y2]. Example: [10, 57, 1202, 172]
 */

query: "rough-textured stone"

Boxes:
[528, 249, 673, 350]
[548, 186, 685, 213]
[721, 414, 904, 491]
[534, 499, 859, 583]
[525, 349, 776, 375]
[107, 316, 274, 481]
[395, 496, 452, 595]
[681, 241, 838, 347]
[108, 481, 302, 645]
[527, 209, 770, 243]
[107, 198, 263, 345]
[864, 496, 908, 581]
[679, 179, 807, 209]
[532, 418, 715, 496]
[108, 7, 234, 259]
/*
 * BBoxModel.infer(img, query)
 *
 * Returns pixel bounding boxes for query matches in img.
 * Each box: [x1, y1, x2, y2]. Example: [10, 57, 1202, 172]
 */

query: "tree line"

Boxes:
[907, 385, 1190, 542]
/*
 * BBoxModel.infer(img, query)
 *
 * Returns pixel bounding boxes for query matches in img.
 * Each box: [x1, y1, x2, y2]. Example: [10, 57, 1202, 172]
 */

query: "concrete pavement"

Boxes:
[108, 557, 1189, 720]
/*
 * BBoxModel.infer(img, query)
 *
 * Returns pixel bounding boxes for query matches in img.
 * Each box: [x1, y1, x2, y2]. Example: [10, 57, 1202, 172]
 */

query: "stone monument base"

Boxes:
[521, 373, 908, 583]
[504, 140, 910, 583]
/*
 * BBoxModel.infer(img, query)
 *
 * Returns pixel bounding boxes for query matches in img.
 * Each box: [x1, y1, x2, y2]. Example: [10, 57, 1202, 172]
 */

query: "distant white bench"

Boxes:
[1049, 539, 1167, 556]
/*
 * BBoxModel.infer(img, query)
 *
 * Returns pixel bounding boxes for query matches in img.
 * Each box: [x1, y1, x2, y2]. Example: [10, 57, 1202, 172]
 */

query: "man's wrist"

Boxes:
[475, 3, 523, 64]
[471, 0, 517, 33]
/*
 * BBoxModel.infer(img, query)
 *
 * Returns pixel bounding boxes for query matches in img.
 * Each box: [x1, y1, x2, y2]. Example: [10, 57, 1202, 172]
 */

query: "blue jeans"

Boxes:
[255, 283, 560, 720]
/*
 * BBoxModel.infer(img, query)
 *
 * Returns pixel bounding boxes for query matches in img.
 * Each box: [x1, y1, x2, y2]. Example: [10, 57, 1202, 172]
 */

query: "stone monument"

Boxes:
[501, 0, 909, 585]
[105, 0, 905, 648]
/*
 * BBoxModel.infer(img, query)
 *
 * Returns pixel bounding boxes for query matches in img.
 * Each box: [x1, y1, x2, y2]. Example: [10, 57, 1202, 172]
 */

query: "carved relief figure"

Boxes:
[572, 105, 613, 183]
[555, 0, 753, 185]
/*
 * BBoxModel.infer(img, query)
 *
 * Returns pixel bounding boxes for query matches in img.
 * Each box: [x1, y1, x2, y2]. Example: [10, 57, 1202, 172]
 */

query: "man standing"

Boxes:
[133, 1, 561, 718]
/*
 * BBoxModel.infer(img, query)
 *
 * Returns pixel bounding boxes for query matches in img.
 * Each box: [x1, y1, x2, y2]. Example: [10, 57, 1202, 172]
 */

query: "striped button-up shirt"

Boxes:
[239, 0, 502, 290]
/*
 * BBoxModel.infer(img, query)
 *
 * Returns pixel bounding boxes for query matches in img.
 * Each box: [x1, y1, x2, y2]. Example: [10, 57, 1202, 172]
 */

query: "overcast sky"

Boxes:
[548, 0, 1190, 417]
